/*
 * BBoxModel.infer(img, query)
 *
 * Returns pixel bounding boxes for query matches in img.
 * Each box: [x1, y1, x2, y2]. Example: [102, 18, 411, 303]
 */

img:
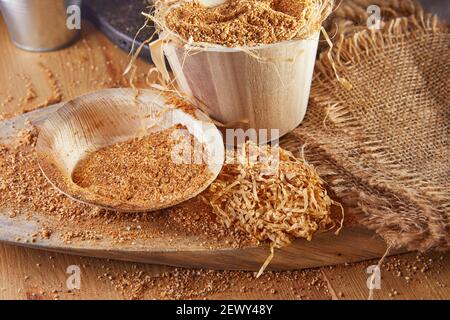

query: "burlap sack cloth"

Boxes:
[282, 1, 449, 251]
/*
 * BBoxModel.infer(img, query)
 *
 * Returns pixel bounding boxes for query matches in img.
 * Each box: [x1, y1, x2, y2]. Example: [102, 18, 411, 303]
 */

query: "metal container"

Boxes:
[0, 0, 82, 52]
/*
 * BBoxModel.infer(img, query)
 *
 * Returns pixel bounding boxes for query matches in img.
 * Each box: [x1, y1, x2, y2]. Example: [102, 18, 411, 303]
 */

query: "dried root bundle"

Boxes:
[205, 142, 344, 275]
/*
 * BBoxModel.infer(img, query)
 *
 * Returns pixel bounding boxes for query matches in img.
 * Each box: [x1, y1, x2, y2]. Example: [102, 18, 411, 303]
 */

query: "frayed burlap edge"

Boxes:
[316, 11, 447, 81]
[285, 11, 449, 252]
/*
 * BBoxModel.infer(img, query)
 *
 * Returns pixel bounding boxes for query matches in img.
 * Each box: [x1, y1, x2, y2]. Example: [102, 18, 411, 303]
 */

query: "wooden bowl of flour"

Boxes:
[35, 88, 224, 212]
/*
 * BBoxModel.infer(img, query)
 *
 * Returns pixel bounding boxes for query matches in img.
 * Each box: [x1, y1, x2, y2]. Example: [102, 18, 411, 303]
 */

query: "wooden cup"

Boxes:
[163, 33, 320, 144]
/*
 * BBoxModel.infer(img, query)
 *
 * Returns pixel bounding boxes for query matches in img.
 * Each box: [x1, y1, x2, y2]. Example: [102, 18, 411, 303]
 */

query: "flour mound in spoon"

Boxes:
[72, 125, 212, 207]
[163, 0, 330, 47]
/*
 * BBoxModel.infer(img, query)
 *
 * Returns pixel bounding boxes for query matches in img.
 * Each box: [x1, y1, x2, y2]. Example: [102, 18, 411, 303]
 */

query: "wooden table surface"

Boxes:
[0, 17, 448, 300]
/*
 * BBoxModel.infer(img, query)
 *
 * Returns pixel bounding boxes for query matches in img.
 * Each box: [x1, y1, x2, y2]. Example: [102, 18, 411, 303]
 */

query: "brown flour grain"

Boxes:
[102, 267, 329, 300]
[162, 0, 332, 47]
[72, 125, 211, 208]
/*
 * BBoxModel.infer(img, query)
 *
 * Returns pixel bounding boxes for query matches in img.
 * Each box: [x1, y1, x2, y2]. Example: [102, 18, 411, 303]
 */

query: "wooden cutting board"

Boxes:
[0, 104, 404, 271]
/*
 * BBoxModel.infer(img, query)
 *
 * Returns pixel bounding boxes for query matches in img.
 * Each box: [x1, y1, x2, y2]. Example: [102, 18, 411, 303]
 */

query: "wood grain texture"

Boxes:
[0, 242, 447, 300]
[0, 243, 334, 300]
[163, 33, 319, 143]
[0, 215, 403, 271]
[0, 18, 151, 120]
[321, 252, 450, 300]
[0, 15, 448, 300]
[1, 99, 405, 272]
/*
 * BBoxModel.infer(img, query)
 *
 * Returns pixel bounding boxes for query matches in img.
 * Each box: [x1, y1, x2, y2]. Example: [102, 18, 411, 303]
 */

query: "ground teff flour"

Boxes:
[72, 125, 212, 208]
[162, 0, 332, 47]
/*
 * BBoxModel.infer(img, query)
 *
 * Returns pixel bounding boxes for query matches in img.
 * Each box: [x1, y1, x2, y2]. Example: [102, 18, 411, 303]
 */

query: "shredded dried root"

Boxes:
[320, 26, 352, 90]
[205, 142, 344, 275]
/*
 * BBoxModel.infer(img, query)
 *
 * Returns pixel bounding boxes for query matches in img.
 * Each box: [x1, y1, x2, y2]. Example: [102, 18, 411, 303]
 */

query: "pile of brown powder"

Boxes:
[162, 0, 331, 47]
[72, 125, 211, 207]
[0, 127, 252, 248]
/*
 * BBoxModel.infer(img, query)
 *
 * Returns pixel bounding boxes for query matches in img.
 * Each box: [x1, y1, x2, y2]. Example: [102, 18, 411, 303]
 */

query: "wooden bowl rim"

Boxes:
[35, 88, 225, 212]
